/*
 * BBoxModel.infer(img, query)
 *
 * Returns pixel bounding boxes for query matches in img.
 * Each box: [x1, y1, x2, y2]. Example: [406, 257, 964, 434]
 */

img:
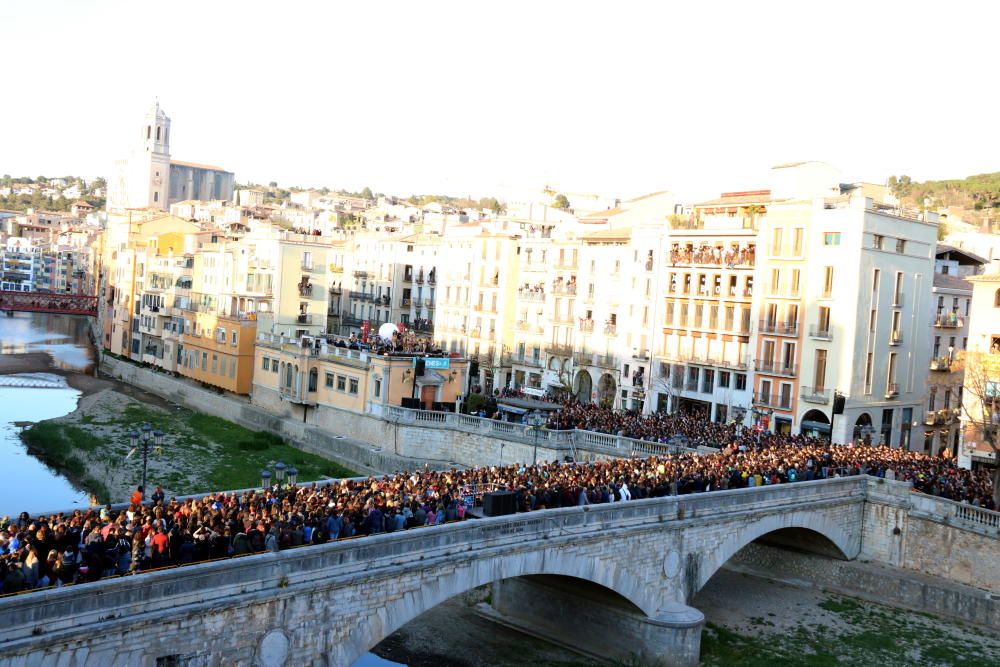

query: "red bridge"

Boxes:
[0, 291, 98, 316]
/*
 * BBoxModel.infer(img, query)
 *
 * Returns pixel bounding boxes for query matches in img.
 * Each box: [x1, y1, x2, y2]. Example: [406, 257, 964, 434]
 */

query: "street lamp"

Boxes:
[129, 422, 163, 499]
[527, 410, 546, 465]
[260, 469, 272, 488]
[287, 467, 298, 486]
[274, 462, 287, 484]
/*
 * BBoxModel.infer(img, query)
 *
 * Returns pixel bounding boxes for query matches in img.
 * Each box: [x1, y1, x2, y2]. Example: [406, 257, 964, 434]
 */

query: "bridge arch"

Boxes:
[694, 510, 859, 595]
[340, 548, 659, 666]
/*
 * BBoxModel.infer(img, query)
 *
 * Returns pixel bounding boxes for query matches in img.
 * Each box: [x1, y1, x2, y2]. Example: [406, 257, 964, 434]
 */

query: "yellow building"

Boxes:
[253, 333, 469, 420]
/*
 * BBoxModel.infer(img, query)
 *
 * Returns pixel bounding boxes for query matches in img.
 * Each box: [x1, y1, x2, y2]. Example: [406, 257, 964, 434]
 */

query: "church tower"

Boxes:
[142, 100, 171, 209]
[108, 101, 172, 212]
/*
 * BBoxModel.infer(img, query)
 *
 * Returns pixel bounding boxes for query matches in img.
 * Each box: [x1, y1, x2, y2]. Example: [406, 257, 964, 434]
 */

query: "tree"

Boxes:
[552, 194, 570, 209]
[650, 361, 680, 414]
[888, 175, 914, 202]
[360, 186, 374, 200]
[958, 349, 1000, 507]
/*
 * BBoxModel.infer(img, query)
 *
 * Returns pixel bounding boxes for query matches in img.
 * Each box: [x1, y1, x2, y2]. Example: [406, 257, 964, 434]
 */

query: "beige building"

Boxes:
[960, 272, 1000, 469]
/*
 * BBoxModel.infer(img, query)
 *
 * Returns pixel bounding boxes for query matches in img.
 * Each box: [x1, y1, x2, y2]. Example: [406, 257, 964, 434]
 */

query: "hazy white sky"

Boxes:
[3, 1, 998, 201]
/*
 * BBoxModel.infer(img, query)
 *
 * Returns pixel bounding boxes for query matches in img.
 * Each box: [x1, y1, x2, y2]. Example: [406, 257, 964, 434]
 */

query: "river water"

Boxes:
[0, 312, 94, 514]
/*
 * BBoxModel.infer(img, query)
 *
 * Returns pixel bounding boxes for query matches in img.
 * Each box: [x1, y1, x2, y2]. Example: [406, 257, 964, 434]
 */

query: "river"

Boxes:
[0, 312, 95, 514]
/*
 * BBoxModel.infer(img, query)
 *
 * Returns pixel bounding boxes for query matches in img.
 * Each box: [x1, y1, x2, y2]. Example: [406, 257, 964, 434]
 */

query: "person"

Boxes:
[131, 486, 144, 506]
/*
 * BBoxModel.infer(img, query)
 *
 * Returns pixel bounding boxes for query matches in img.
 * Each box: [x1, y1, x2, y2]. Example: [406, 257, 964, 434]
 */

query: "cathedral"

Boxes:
[107, 101, 235, 212]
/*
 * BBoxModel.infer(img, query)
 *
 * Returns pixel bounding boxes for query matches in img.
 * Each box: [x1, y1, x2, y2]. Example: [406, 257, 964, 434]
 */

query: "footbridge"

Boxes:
[0, 290, 98, 316]
[0, 476, 996, 667]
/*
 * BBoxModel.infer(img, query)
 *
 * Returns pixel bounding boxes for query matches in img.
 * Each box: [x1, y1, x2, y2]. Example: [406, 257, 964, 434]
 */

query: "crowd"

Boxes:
[0, 444, 992, 596]
[0, 410, 994, 596]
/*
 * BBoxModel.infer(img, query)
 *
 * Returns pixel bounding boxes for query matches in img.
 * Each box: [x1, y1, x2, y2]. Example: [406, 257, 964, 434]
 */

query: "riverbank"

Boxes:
[7, 350, 358, 505]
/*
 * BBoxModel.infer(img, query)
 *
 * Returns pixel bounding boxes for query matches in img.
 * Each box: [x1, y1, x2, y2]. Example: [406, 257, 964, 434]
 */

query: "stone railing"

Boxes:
[383, 405, 701, 458]
[908, 490, 1000, 535]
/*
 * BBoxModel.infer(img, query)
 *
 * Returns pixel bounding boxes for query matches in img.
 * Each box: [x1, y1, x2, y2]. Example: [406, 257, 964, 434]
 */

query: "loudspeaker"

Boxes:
[483, 491, 517, 517]
[415, 358, 426, 377]
[833, 392, 846, 415]
[401, 397, 422, 409]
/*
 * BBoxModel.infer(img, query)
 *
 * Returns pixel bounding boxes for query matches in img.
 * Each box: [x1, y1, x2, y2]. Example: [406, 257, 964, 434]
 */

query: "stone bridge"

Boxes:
[0, 476, 996, 667]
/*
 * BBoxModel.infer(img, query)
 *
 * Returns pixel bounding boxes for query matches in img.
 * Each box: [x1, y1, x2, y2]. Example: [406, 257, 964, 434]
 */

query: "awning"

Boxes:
[498, 404, 528, 415]
[801, 420, 832, 434]
[497, 396, 562, 412]
[415, 370, 446, 387]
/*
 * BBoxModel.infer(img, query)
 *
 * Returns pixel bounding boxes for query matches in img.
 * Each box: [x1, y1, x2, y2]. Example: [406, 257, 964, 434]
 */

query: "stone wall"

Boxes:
[727, 542, 1000, 631]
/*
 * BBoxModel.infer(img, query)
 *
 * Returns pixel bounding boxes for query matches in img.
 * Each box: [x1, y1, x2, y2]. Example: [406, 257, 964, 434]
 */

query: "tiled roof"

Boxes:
[582, 227, 632, 241]
[932, 273, 972, 291]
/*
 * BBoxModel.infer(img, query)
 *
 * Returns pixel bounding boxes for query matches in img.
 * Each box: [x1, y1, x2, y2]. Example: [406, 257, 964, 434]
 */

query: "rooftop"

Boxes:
[170, 159, 232, 173]
[932, 273, 973, 291]
[935, 244, 988, 266]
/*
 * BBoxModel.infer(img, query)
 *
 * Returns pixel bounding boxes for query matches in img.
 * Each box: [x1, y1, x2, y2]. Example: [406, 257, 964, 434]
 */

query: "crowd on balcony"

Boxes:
[0, 431, 991, 594]
[517, 283, 546, 299]
[669, 243, 756, 267]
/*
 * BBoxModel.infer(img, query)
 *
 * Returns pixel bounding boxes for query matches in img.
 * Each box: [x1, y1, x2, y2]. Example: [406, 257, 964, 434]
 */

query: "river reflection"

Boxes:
[0, 312, 95, 371]
[0, 312, 95, 514]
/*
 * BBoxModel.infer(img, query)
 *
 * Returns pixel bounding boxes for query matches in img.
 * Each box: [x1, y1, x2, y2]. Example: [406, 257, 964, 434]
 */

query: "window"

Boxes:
[869, 309, 876, 333]
[792, 228, 804, 255]
[231, 330, 238, 346]
[771, 228, 783, 256]
[893, 272, 903, 305]
[818, 306, 831, 334]
[896, 238, 906, 253]
[928, 386, 937, 412]
[995, 289, 1000, 307]
[873, 234, 884, 249]
[760, 379, 772, 401]
[864, 353, 873, 394]
[271, 359, 278, 374]
[262, 357, 270, 371]
[823, 232, 841, 246]
[822, 267, 834, 297]
[718, 371, 731, 388]
[325, 373, 334, 388]
[349, 378, 359, 394]
[814, 350, 827, 391]
[211, 354, 218, 374]
[201, 352, 207, 371]
[735, 373, 747, 391]
[337, 375, 347, 391]
[374, 378, 381, 398]
[887, 352, 898, 385]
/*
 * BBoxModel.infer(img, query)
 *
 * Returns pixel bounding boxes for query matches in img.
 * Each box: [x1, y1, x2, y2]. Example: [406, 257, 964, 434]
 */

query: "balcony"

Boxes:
[330, 286, 343, 295]
[296, 314, 314, 325]
[479, 278, 500, 289]
[518, 288, 546, 302]
[552, 313, 575, 325]
[755, 360, 798, 377]
[412, 298, 423, 308]
[301, 262, 314, 272]
[753, 391, 793, 410]
[924, 411, 943, 426]
[554, 260, 578, 270]
[889, 331, 903, 346]
[800, 386, 830, 404]
[552, 283, 577, 296]
[297, 283, 313, 297]
[402, 273, 413, 283]
[669, 246, 756, 268]
[632, 349, 650, 361]
[885, 382, 899, 399]
[400, 297, 411, 307]
[342, 315, 364, 327]
[545, 343, 574, 356]
[808, 326, 832, 340]
[350, 291, 372, 301]
[469, 327, 482, 339]
[427, 274, 436, 285]
[354, 270, 371, 279]
[758, 320, 798, 336]
[929, 357, 952, 372]
[604, 323, 617, 336]
[329, 264, 344, 274]
[934, 314, 964, 328]
[511, 355, 543, 368]
[579, 318, 594, 333]
[415, 275, 425, 284]
[515, 320, 544, 335]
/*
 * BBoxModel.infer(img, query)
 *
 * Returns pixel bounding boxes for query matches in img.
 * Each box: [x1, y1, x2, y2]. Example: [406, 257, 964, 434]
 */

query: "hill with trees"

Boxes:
[889, 171, 1000, 225]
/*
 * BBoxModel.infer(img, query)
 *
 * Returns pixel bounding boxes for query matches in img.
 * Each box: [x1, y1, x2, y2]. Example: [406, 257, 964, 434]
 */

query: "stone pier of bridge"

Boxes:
[0, 476, 995, 667]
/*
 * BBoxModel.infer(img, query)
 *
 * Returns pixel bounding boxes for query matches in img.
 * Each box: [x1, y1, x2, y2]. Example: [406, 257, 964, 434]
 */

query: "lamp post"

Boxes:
[527, 409, 545, 465]
[129, 422, 163, 497]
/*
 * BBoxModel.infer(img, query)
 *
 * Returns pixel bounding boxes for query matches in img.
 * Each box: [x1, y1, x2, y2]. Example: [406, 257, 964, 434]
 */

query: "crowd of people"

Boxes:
[0, 409, 994, 596]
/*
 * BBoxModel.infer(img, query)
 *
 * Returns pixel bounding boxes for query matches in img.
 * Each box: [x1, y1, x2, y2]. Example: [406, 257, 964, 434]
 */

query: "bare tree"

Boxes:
[959, 350, 1000, 506]
[650, 361, 680, 414]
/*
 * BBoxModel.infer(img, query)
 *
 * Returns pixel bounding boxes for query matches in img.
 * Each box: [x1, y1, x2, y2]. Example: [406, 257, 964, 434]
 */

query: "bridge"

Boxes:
[0, 290, 98, 316]
[0, 477, 996, 667]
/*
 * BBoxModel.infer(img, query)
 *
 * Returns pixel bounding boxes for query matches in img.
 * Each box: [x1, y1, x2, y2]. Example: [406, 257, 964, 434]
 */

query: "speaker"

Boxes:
[401, 397, 422, 409]
[833, 392, 846, 415]
[415, 358, 426, 377]
[483, 491, 517, 517]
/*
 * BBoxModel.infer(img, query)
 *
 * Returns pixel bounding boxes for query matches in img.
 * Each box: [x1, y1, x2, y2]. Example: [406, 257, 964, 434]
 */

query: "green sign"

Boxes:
[414, 357, 451, 369]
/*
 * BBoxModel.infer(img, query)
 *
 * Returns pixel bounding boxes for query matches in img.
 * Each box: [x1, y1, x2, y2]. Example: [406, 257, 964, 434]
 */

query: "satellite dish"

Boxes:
[378, 322, 398, 342]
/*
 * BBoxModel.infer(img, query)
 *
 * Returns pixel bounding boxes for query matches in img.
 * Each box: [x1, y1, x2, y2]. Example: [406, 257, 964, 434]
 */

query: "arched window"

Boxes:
[156, 126, 161, 141]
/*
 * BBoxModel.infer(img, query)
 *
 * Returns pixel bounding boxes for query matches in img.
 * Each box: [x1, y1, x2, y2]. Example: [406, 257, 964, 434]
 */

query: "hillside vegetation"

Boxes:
[890, 172, 1000, 224]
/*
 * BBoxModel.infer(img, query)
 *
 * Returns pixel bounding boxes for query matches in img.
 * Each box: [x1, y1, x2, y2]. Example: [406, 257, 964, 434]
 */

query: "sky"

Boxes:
[3, 1, 999, 202]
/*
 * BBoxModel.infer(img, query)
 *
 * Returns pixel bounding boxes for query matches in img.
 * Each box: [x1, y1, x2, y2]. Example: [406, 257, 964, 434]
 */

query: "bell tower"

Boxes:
[142, 100, 171, 209]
